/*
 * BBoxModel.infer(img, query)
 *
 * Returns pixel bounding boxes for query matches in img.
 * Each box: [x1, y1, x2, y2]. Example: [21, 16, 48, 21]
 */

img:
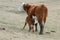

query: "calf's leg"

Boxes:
[35, 23, 38, 32]
[31, 25, 34, 32]
[29, 25, 31, 32]
[23, 22, 27, 29]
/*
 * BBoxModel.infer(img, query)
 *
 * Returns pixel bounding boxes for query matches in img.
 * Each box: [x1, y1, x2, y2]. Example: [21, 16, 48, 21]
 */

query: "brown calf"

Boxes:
[23, 16, 38, 32]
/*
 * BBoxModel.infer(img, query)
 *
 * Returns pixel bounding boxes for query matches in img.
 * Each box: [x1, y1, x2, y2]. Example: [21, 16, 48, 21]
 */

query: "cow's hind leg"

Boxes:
[39, 21, 44, 35]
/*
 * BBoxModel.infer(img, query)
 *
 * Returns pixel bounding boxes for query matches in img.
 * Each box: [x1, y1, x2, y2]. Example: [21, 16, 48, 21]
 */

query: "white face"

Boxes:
[32, 16, 38, 24]
[18, 2, 25, 12]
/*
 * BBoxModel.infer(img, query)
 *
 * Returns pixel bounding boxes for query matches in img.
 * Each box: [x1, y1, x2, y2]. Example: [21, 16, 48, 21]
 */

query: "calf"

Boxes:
[23, 16, 38, 32]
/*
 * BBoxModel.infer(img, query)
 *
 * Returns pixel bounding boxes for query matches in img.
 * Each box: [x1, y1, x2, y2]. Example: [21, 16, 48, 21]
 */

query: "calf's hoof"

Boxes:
[32, 30, 34, 32]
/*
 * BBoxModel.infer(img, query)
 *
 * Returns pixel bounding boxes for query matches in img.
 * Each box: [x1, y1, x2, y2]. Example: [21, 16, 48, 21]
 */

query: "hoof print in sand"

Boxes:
[45, 32, 50, 34]
[0, 28, 5, 30]
[51, 30, 56, 33]
[2, 28, 5, 30]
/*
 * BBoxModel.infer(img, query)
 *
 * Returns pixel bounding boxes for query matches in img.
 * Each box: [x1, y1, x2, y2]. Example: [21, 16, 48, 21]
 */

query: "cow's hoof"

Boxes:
[39, 33, 43, 35]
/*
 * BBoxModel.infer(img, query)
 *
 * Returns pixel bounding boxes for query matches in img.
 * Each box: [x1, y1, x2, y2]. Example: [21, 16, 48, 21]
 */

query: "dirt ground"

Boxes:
[0, 0, 60, 40]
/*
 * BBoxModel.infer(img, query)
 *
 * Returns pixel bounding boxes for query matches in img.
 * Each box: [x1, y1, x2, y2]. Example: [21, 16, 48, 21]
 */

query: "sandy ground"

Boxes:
[0, 0, 60, 40]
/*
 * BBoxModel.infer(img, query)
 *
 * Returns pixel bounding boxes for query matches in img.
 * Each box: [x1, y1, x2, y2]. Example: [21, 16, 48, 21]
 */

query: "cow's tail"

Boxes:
[42, 4, 48, 25]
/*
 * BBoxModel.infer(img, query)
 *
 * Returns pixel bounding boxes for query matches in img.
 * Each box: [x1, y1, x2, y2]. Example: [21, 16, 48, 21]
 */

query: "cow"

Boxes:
[23, 4, 48, 34]
[23, 15, 38, 32]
